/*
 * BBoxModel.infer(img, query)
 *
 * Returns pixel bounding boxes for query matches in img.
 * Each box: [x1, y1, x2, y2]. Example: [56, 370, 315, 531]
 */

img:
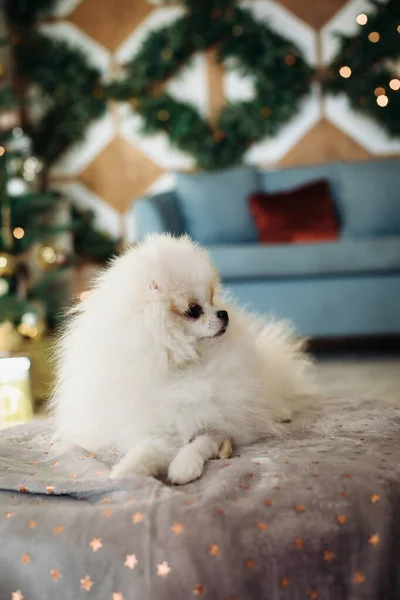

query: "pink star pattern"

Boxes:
[50, 569, 61, 581]
[132, 512, 143, 524]
[80, 575, 93, 592]
[124, 554, 138, 569]
[89, 538, 103, 552]
[157, 561, 171, 577]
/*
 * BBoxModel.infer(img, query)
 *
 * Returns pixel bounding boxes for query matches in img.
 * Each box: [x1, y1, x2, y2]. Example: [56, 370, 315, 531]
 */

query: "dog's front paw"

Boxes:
[168, 453, 204, 485]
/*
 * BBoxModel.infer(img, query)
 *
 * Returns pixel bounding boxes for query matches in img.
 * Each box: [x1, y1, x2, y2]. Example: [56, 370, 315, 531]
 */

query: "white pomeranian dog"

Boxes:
[52, 234, 314, 484]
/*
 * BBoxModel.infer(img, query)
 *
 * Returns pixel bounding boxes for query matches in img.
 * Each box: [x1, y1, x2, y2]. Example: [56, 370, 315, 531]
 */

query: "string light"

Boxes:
[389, 78, 400, 91]
[377, 95, 389, 107]
[12, 127, 23, 138]
[157, 109, 170, 122]
[284, 54, 296, 66]
[0, 146, 5, 157]
[7, 178, 26, 196]
[0, 278, 9, 297]
[339, 66, 352, 78]
[356, 13, 368, 25]
[40, 246, 56, 264]
[232, 25, 243, 36]
[0, 256, 8, 269]
[374, 87, 385, 96]
[368, 32, 380, 43]
[398, 25, 400, 33]
[13, 227, 24, 240]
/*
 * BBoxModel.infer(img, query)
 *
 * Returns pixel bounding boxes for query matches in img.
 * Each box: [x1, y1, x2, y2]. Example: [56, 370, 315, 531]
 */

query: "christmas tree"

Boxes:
[0, 8, 118, 350]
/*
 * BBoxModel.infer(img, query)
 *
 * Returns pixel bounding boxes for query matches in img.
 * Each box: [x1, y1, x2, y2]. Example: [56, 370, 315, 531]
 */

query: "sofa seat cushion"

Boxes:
[208, 237, 400, 280]
[175, 166, 259, 245]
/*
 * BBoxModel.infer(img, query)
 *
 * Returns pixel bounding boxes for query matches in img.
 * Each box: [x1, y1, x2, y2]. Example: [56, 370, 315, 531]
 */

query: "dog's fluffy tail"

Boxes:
[257, 319, 317, 406]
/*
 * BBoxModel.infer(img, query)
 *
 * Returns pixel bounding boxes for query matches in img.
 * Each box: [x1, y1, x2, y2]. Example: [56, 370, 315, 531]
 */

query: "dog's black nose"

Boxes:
[217, 310, 229, 325]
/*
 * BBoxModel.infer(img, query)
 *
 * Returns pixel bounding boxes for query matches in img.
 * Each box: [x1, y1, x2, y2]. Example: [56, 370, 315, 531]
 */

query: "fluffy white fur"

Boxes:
[51, 234, 315, 484]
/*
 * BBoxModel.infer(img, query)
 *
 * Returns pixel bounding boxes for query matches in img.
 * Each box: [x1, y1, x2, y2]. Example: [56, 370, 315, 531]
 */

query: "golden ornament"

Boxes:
[0, 278, 9, 297]
[0, 253, 16, 277]
[157, 109, 170, 122]
[0, 321, 24, 353]
[38, 245, 57, 269]
[17, 311, 46, 341]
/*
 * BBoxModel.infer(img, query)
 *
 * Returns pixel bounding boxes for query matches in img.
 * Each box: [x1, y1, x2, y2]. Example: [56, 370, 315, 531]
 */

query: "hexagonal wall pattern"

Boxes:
[51, 0, 84, 18]
[78, 136, 165, 213]
[68, 0, 154, 52]
[43, 0, 398, 243]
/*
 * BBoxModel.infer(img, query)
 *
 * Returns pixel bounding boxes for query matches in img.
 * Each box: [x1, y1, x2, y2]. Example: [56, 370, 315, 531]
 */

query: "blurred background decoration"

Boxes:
[0, 356, 33, 429]
[1, 0, 398, 248]
[0, 4, 120, 420]
[0, 0, 399, 419]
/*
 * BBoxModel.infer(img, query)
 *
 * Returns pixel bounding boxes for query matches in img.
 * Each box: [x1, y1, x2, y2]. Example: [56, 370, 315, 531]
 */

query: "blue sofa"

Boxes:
[132, 160, 400, 338]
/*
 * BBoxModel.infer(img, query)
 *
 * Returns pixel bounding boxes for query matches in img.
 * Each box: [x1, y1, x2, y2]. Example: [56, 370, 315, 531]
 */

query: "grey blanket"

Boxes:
[1, 396, 400, 600]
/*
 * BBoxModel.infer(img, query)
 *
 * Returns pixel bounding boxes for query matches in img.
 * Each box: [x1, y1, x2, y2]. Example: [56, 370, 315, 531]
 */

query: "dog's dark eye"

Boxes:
[186, 304, 203, 319]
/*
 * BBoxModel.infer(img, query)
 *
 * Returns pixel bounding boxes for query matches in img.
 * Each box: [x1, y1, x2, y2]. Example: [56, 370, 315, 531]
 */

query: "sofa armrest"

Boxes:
[132, 191, 184, 240]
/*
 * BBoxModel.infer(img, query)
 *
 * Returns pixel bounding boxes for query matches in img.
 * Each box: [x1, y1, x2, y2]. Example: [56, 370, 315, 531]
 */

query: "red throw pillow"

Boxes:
[249, 180, 340, 244]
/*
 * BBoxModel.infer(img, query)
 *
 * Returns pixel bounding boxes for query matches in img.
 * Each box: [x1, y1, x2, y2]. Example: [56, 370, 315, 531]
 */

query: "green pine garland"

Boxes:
[109, 0, 314, 170]
[4, 0, 399, 171]
[5, 0, 314, 170]
[325, 0, 400, 136]
[12, 30, 107, 164]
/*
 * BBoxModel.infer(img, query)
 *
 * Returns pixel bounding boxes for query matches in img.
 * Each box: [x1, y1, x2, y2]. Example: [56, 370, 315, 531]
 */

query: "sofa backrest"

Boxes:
[134, 159, 400, 242]
[333, 160, 400, 236]
[134, 191, 185, 239]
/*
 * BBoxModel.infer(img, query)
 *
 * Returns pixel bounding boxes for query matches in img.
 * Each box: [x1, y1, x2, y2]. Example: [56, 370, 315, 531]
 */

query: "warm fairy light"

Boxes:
[368, 32, 380, 43]
[398, 25, 400, 33]
[0, 146, 5, 157]
[356, 13, 368, 25]
[40, 246, 56, 264]
[376, 95, 389, 107]
[284, 54, 296, 66]
[374, 87, 385, 96]
[0, 256, 8, 269]
[13, 227, 25, 239]
[0, 278, 9, 297]
[339, 66, 352, 78]
[389, 78, 400, 91]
